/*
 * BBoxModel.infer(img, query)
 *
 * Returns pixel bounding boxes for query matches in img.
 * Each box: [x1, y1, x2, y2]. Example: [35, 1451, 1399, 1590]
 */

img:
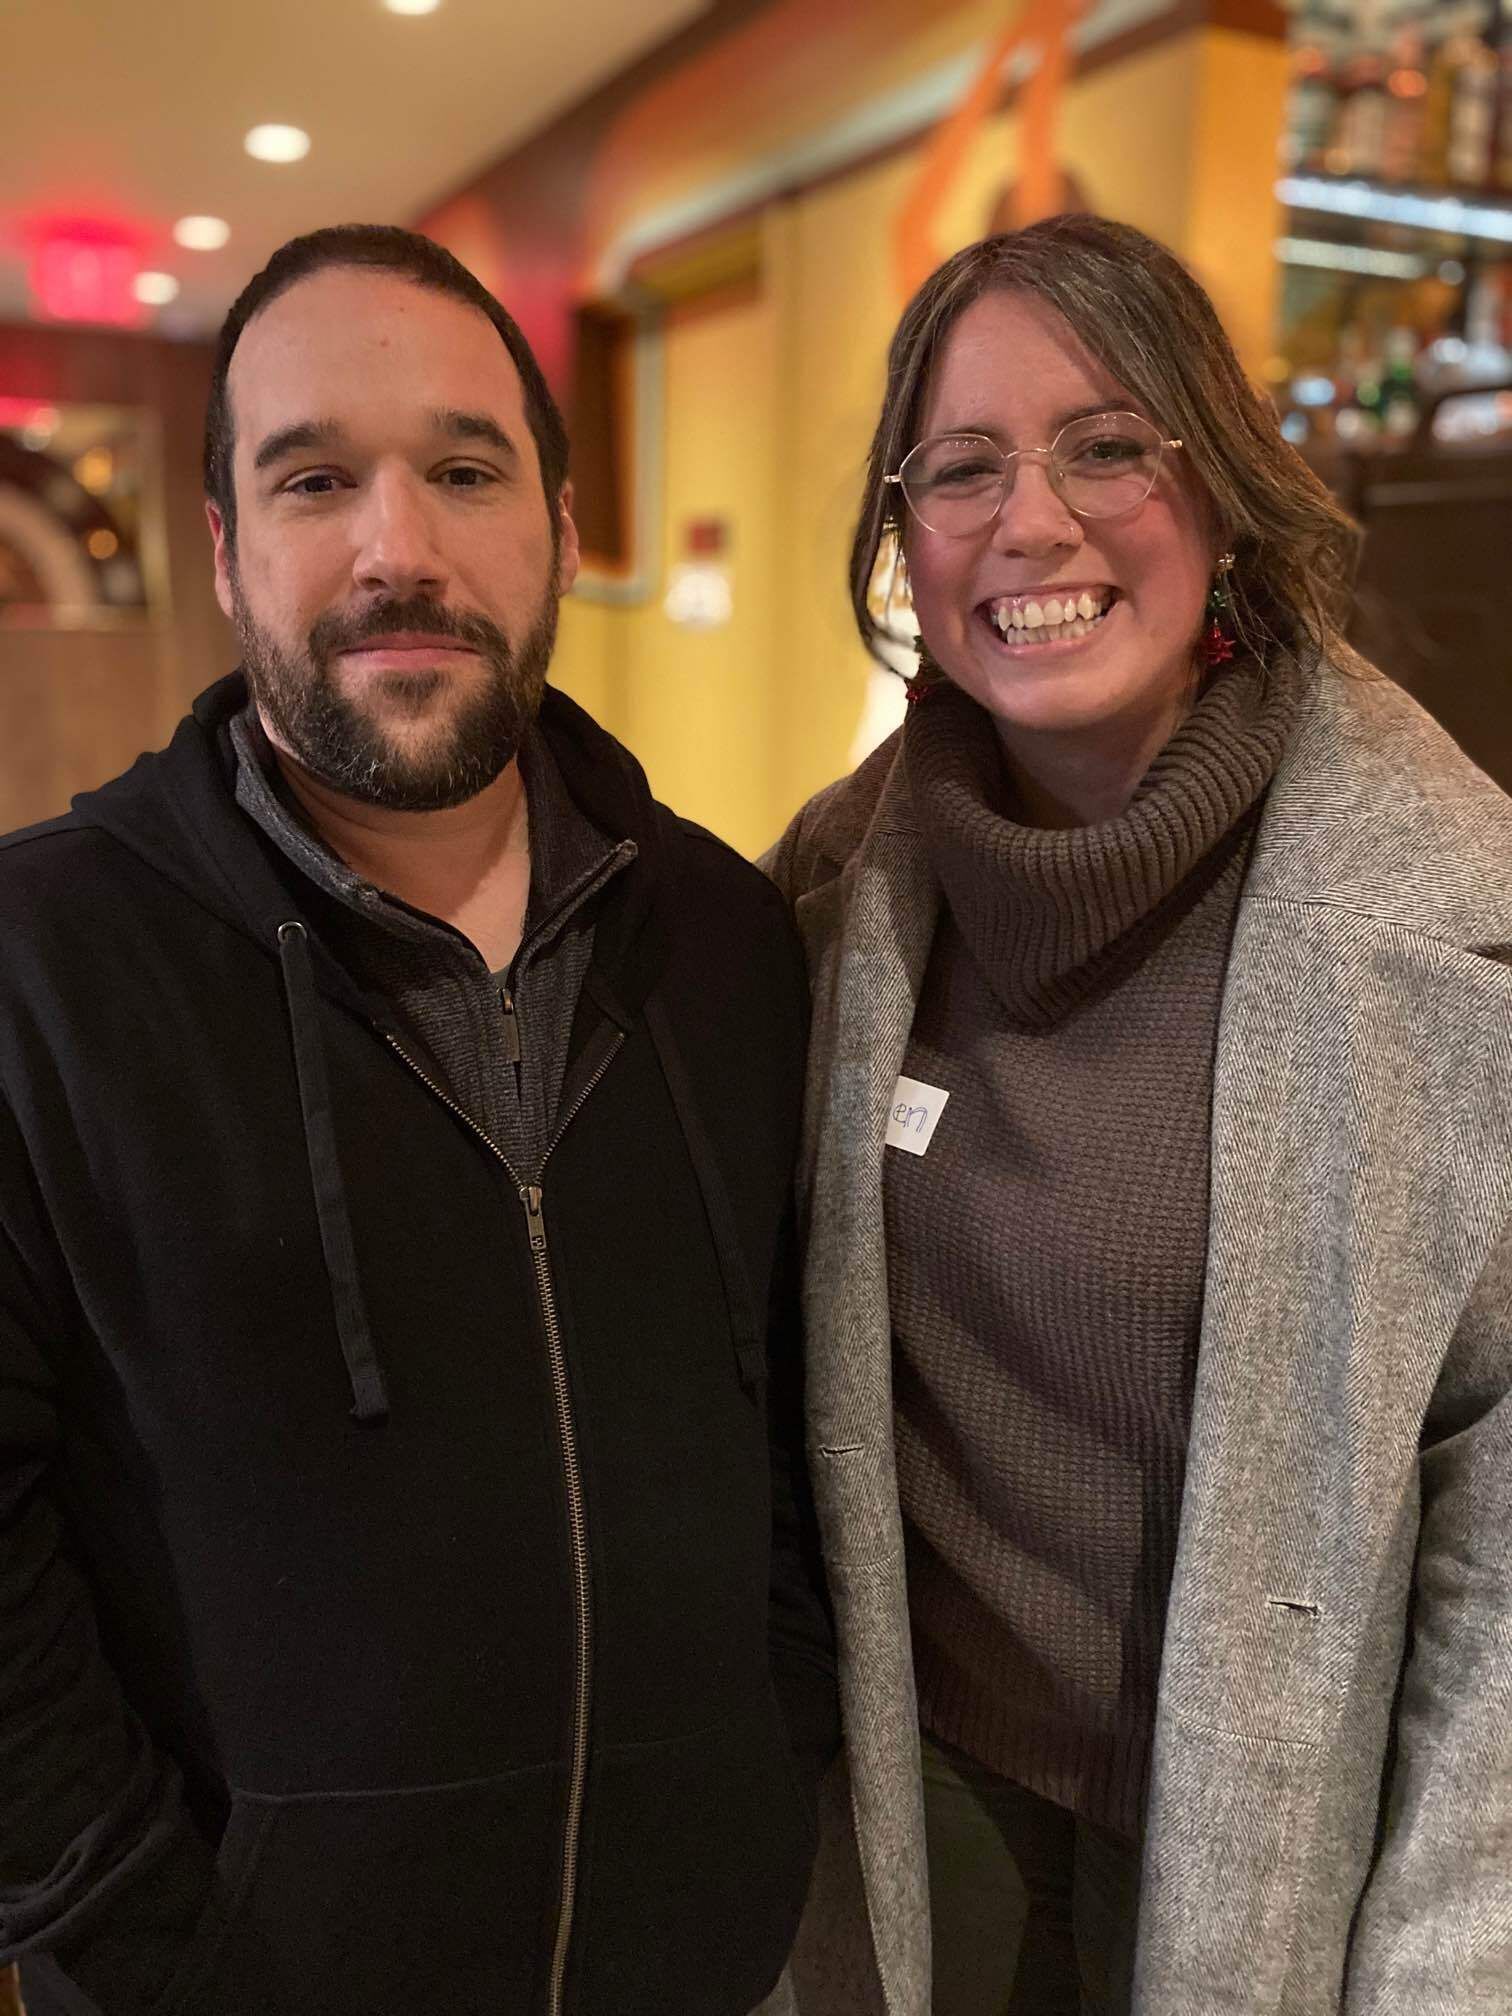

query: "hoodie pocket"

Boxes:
[574, 1685, 815, 2016]
[146, 1796, 275, 2016]
[156, 1762, 561, 2016]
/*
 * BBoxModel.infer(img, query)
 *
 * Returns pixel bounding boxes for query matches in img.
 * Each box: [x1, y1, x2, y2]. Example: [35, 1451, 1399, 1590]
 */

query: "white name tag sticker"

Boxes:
[885, 1075, 950, 1156]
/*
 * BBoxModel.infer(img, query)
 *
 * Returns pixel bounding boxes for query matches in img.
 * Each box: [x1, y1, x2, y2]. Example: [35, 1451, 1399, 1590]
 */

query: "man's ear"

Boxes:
[206, 501, 235, 622]
[554, 481, 581, 598]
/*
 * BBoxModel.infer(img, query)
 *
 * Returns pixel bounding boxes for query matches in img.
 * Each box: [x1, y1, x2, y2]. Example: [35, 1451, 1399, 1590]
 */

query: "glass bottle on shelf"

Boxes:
[1420, 25, 1469, 185]
[1334, 325, 1386, 445]
[1492, 26, 1512, 190]
[1382, 25, 1430, 181]
[1464, 261, 1512, 374]
[1287, 42, 1342, 169]
[1285, 0, 1344, 170]
[1380, 325, 1422, 438]
[1331, 42, 1393, 176]
[1447, 34, 1499, 186]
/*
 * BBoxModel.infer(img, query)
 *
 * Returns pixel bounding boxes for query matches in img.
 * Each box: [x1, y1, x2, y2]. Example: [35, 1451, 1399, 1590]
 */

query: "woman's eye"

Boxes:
[932, 459, 998, 487]
[1075, 436, 1143, 464]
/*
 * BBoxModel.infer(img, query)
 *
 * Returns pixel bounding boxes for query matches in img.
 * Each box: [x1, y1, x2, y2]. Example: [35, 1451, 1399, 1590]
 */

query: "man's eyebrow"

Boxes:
[252, 419, 345, 472]
[429, 408, 519, 460]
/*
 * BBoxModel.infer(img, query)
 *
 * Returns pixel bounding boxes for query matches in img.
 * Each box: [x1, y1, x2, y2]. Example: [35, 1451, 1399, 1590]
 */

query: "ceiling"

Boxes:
[1, 0, 709, 336]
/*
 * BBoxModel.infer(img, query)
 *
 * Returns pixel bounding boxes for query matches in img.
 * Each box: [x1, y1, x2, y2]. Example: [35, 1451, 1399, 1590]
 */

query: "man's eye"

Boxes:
[439, 466, 494, 489]
[284, 472, 341, 496]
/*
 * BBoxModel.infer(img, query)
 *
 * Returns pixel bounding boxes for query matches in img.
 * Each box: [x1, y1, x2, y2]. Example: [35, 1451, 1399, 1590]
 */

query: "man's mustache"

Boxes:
[309, 597, 510, 658]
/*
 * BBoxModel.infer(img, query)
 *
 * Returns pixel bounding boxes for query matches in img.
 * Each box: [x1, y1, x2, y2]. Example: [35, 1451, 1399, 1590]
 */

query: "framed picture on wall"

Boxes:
[0, 398, 166, 628]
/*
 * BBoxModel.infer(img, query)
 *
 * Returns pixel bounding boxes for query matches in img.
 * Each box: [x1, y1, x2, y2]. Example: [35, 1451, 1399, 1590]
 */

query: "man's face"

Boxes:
[208, 267, 579, 811]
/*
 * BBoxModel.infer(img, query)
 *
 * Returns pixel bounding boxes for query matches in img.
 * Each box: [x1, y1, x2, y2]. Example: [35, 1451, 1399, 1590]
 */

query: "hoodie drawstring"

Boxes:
[276, 921, 390, 1423]
[642, 994, 766, 1395]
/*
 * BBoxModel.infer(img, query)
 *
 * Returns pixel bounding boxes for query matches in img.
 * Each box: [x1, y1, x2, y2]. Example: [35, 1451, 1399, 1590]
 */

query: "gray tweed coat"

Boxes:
[761, 665, 1512, 2014]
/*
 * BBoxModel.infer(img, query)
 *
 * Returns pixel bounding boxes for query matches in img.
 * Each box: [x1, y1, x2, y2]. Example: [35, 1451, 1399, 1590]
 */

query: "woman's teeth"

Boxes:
[988, 591, 1111, 643]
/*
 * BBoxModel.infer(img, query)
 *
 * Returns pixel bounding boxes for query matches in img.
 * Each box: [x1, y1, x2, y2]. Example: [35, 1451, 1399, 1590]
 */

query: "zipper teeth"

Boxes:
[382, 1033, 524, 1186]
[538, 1225, 591, 2015]
[547, 1033, 622, 1162]
[383, 1029, 621, 2016]
[538, 1035, 623, 2016]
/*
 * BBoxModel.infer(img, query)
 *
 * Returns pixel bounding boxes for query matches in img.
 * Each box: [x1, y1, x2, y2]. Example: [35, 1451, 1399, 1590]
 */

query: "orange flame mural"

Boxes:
[894, 0, 1088, 303]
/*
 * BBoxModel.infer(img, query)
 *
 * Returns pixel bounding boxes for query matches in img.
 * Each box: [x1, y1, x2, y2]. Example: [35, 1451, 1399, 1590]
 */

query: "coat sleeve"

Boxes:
[759, 878, 841, 1796]
[0, 1124, 215, 2012]
[1344, 1211, 1512, 2009]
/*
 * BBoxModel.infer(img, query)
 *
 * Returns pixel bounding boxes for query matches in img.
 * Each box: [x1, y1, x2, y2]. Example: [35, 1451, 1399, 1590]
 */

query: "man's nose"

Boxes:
[988, 451, 1082, 559]
[351, 467, 448, 598]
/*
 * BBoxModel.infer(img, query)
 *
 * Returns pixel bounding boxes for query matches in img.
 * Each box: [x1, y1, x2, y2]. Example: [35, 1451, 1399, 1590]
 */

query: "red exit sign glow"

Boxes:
[28, 223, 145, 328]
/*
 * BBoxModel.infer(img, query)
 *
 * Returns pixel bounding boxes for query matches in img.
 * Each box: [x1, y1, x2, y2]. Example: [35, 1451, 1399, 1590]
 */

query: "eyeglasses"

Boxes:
[885, 411, 1184, 536]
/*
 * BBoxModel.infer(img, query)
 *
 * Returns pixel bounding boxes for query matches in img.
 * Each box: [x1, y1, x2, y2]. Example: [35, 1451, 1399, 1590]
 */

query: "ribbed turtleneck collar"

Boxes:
[903, 653, 1316, 1027]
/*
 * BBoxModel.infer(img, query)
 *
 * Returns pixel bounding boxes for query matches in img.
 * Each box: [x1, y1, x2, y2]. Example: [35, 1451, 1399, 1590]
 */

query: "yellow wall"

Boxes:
[546, 19, 1288, 855]
[1187, 29, 1291, 380]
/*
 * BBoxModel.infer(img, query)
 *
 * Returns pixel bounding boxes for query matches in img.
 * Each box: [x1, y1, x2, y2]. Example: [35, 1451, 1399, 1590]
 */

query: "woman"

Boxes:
[766, 214, 1512, 2015]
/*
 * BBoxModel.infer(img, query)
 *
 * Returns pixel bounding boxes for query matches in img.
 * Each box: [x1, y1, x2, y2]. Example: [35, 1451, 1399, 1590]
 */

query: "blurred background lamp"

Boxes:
[173, 215, 231, 252]
[244, 124, 311, 164]
[133, 271, 180, 307]
[383, 0, 443, 11]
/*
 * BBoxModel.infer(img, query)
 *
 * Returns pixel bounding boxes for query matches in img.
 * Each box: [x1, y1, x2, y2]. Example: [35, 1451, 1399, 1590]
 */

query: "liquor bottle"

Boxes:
[1447, 36, 1498, 187]
[1286, 40, 1342, 170]
[1382, 27, 1429, 182]
[1492, 34, 1512, 191]
[1334, 326, 1384, 445]
[1464, 263, 1512, 376]
[1284, 0, 1343, 172]
[1420, 30, 1463, 184]
[1332, 45, 1392, 177]
[1380, 326, 1421, 440]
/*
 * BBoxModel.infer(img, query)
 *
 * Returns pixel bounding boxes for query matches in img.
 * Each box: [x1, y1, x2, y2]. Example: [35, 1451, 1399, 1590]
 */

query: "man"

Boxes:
[0, 226, 836, 2016]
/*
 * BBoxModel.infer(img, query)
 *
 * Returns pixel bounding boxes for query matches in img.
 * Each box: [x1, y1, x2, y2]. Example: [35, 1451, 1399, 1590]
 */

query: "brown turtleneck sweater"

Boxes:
[885, 657, 1311, 1839]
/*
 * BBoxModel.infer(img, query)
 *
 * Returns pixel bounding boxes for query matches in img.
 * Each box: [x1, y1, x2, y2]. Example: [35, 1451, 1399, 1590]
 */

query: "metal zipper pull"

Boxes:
[523, 1183, 548, 1255]
[499, 986, 522, 1067]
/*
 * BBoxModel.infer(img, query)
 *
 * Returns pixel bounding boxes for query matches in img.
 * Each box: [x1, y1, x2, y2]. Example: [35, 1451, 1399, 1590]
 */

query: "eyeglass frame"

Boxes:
[883, 411, 1185, 535]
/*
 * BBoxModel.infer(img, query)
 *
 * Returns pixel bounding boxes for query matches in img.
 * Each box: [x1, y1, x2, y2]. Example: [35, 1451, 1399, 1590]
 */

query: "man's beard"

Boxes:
[232, 578, 558, 812]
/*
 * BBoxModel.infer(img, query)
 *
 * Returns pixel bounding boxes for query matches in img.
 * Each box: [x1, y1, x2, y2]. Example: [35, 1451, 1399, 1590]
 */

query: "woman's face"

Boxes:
[902, 289, 1218, 747]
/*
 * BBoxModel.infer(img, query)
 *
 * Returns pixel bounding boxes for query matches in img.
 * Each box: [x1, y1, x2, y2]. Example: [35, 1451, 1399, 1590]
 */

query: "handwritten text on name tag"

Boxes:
[885, 1075, 950, 1156]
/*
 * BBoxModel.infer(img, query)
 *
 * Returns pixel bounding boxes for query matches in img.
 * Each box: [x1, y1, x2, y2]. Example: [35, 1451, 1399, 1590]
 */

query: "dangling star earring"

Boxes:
[1198, 551, 1238, 668]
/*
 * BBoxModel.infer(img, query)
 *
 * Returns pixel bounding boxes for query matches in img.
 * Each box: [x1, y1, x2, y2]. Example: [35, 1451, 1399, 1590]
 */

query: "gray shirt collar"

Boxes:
[228, 696, 628, 958]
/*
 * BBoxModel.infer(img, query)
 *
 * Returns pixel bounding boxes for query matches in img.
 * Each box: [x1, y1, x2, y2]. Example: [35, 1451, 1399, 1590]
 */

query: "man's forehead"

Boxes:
[228, 267, 527, 429]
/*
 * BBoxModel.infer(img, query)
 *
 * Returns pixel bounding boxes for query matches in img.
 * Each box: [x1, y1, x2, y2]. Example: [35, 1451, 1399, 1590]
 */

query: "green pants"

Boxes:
[922, 1736, 1142, 2016]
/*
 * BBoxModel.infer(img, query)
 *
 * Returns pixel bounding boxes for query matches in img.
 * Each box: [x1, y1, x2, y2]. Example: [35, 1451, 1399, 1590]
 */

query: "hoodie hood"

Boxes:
[70, 672, 673, 1012]
[63, 670, 679, 1426]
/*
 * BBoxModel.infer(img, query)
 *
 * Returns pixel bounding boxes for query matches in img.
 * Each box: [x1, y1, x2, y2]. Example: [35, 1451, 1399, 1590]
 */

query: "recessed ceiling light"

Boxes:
[133, 271, 180, 306]
[245, 125, 311, 165]
[173, 215, 231, 252]
[384, 0, 442, 11]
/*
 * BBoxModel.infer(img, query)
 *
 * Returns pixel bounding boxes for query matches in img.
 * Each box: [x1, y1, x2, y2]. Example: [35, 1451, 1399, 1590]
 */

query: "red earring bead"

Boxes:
[1198, 618, 1235, 668]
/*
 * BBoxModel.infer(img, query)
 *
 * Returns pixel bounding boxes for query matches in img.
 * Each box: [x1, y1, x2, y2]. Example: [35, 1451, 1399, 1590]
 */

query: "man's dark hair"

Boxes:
[204, 224, 569, 548]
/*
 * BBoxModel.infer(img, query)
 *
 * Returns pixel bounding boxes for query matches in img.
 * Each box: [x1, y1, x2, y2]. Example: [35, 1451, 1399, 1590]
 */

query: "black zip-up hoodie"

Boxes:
[0, 675, 837, 2016]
